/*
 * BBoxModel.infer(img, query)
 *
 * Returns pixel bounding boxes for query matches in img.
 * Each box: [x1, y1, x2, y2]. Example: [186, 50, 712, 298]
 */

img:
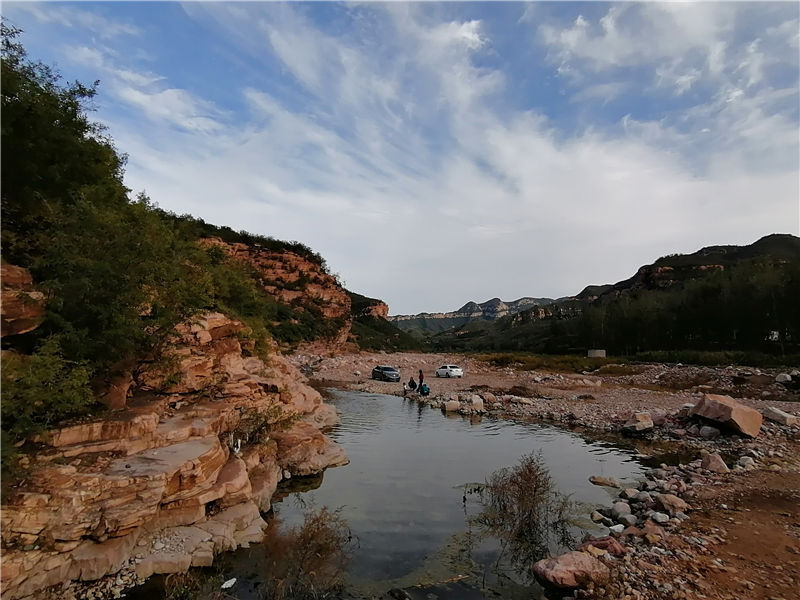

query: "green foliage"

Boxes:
[581, 258, 800, 355]
[350, 316, 423, 351]
[1, 337, 97, 437]
[163, 573, 224, 600]
[632, 350, 800, 368]
[434, 255, 800, 361]
[259, 505, 354, 600]
[476, 352, 617, 373]
[0, 29, 353, 442]
[156, 209, 326, 268]
[472, 452, 574, 574]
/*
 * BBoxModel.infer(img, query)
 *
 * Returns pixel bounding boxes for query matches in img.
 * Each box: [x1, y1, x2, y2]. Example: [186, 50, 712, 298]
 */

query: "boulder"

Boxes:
[762, 407, 799, 427]
[736, 456, 756, 470]
[698, 425, 720, 440]
[576, 536, 627, 556]
[654, 493, 689, 515]
[622, 412, 653, 433]
[443, 400, 460, 412]
[611, 501, 631, 519]
[688, 394, 762, 437]
[701, 451, 729, 474]
[271, 422, 349, 476]
[533, 551, 610, 588]
[775, 373, 792, 384]
[588, 476, 619, 488]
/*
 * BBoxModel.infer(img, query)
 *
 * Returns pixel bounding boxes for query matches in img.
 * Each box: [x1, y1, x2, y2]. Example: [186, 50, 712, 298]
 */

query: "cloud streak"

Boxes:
[6, 2, 798, 314]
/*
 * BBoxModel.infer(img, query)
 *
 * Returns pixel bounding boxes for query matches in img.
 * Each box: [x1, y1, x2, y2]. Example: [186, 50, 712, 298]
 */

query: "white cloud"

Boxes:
[114, 86, 226, 133]
[570, 81, 628, 104]
[18, 2, 796, 314]
[11, 4, 140, 38]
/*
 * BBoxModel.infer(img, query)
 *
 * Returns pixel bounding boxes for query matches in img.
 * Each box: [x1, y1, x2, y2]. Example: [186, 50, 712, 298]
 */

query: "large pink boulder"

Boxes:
[533, 551, 610, 588]
[688, 394, 762, 437]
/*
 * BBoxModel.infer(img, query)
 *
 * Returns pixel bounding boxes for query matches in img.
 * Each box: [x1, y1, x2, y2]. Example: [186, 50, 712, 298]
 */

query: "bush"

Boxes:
[476, 352, 617, 373]
[259, 506, 354, 599]
[471, 452, 574, 574]
[1, 337, 97, 438]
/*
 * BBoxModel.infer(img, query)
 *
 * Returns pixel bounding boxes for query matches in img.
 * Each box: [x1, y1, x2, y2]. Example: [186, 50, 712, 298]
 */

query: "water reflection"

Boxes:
[139, 390, 644, 599]
[469, 452, 575, 580]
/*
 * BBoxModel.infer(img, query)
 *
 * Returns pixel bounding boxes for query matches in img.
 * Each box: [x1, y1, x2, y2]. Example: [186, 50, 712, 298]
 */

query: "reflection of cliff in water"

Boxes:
[272, 472, 325, 503]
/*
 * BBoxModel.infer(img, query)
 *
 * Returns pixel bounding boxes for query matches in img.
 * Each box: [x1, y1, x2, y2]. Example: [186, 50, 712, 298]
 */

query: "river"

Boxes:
[203, 389, 645, 599]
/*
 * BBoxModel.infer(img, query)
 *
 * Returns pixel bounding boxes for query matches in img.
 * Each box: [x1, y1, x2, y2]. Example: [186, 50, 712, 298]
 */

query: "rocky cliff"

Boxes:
[1, 264, 46, 337]
[201, 237, 353, 348]
[570, 233, 800, 303]
[389, 296, 554, 335]
[0, 312, 347, 599]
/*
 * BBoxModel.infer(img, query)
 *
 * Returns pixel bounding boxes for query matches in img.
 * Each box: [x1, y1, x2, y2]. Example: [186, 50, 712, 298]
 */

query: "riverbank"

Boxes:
[292, 350, 800, 599]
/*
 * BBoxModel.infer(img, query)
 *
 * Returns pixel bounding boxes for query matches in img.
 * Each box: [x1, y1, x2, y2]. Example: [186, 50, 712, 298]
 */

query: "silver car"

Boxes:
[435, 365, 463, 378]
[372, 365, 401, 382]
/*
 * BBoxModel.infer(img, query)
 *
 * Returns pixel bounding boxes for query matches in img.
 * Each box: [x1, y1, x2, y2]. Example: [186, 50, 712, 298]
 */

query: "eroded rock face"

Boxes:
[1, 264, 46, 337]
[271, 422, 349, 476]
[1, 312, 347, 599]
[360, 301, 389, 319]
[199, 238, 351, 321]
[688, 394, 763, 437]
[533, 551, 610, 588]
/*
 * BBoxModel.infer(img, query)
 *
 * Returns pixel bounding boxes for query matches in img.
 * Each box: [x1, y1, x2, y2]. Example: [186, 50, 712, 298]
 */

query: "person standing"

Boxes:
[418, 369, 424, 390]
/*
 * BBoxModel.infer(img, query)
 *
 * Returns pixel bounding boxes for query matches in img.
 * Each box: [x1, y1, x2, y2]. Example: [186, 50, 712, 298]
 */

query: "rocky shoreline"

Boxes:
[295, 350, 799, 600]
[0, 313, 349, 600]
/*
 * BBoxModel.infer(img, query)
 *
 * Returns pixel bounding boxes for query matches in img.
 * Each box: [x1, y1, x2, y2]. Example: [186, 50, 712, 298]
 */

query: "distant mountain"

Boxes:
[591, 233, 800, 302]
[429, 234, 800, 354]
[389, 296, 554, 335]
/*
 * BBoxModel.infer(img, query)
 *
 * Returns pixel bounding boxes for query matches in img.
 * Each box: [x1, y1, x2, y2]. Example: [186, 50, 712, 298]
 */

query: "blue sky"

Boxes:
[4, 2, 799, 314]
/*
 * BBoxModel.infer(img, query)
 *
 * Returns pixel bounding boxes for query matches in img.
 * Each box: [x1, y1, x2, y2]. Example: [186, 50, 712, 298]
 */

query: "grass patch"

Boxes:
[633, 350, 800, 368]
[476, 352, 620, 373]
[593, 363, 647, 376]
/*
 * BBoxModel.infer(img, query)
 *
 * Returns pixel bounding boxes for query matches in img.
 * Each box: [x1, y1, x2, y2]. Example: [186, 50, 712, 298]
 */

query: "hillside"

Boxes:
[0, 26, 401, 448]
[0, 29, 362, 599]
[431, 235, 800, 355]
[389, 296, 554, 335]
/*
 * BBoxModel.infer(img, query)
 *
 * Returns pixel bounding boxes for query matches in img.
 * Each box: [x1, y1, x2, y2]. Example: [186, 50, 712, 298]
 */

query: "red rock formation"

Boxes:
[533, 550, 610, 588]
[361, 301, 388, 319]
[1, 263, 46, 337]
[688, 393, 763, 437]
[199, 238, 351, 320]
[1, 312, 347, 599]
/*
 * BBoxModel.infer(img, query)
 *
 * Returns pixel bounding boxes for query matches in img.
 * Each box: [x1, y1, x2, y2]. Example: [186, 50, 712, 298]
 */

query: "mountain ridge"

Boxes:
[389, 296, 555, 335]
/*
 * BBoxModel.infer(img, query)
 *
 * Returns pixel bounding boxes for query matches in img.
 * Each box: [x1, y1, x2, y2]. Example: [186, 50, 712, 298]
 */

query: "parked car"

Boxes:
[372, 365, 401, 382]
[435, 365, 463, 378]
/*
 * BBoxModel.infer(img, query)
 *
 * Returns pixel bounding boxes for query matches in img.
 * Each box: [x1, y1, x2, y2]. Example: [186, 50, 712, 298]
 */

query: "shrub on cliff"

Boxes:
[0, 27, 354, 441]
[1, 337, 96, 437]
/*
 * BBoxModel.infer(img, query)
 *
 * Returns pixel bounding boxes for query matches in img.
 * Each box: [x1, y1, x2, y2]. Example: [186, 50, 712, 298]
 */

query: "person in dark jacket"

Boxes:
[408, 377, 417, 391]
[418, 369, 424, 389]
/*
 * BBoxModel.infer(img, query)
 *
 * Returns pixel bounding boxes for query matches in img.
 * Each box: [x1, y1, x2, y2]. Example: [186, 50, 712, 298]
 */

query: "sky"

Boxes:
[4, 1, 799, 315]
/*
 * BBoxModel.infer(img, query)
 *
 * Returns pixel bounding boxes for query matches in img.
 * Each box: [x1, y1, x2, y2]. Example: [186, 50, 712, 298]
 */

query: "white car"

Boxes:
[435, 365, 463, 378]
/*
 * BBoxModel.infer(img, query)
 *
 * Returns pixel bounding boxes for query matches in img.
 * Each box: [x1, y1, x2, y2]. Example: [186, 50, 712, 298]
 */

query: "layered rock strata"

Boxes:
[1, 312, 348, 599]
[1, 263, 46, 337]
[199, 237, 352, 348]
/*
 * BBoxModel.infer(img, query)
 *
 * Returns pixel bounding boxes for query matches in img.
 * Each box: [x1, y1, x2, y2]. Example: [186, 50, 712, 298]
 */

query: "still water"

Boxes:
[211, 390, 645, 598]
